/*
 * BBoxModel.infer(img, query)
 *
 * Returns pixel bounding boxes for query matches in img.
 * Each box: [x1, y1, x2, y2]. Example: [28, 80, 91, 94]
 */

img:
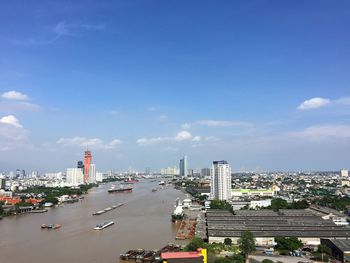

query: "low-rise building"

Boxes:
[321, 239, 350, 263]
[231, 189, 275, 197]
[206, 209, 350, 246]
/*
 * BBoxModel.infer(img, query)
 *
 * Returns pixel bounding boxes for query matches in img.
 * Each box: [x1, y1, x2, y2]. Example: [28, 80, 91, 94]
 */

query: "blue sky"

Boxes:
[0, 0, 350, 172]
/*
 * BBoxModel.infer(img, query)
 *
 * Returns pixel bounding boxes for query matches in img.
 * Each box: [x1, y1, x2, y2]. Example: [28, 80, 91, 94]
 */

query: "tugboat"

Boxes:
[41, 224, 61, 229]
[93, 220, 114, 230]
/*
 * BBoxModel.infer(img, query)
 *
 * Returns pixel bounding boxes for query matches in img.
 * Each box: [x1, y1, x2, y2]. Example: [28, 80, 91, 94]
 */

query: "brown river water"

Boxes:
[0, 180, 187, 263]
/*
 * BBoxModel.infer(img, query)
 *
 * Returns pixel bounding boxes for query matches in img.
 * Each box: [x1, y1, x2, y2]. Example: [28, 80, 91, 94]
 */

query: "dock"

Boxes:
[92, 203, 124, 215]
[175, 218, 196, 240]
[30, 209, 48, 213]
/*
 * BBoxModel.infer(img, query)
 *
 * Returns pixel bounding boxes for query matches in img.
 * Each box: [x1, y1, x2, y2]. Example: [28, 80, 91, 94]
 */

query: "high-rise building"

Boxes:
[201, 168, 210, 178]
[77, 161, 84, 169]
[83, 150, 92, 183]
[0, 178, 6, 190]
[96, 172, 103, 182]
[66, 168, 84, 186]
[89, 164, 96, 184]
[187, 169, 193, 177]
[210, 160, 232, 201]
[179, 156, 188, 177]
[341, 169, 349, 177]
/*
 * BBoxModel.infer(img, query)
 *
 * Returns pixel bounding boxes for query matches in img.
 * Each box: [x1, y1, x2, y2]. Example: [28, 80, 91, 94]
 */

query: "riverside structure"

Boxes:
[206, 209, 350, 246]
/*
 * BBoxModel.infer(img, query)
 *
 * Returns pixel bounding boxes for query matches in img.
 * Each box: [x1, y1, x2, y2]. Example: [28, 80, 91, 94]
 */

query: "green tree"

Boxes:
[238, 230, 256, 260]
[261, 259, 274, 263]
[290, 200, 309, 209]
[317, 244, 332, 261]
[275, 237, 302, 251]
[224, 238, 232, 246]
[210, 199, 232, 210]
[214, 254, 244, 263]
[185, 237, 206, 251]
[271, 198, 288, 211]
[0, 204, 3, 215]
[43, 196, 59, 205]
[229, 254, 245, 263]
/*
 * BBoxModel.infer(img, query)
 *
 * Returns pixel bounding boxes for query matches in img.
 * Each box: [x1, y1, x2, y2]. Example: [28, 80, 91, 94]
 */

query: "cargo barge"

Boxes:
[108, 186, 132, 193]
[92, 203, 124, 215]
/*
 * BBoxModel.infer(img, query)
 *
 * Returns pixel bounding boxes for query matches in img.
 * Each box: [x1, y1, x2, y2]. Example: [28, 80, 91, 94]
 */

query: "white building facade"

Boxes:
[341, 169, 349, 177]
[66, 168, 84, 186]
[89, 164, 96, 184]
[210, 160, 232, 201]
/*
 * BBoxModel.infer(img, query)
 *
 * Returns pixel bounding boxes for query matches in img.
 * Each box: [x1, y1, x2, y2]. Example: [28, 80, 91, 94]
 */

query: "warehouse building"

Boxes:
[206, 209, 350, 246]
[321, 239, 350, 263]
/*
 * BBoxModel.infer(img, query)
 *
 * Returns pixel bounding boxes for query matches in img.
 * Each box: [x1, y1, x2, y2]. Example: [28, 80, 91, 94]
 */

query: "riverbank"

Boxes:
[0, 180, 187, 263]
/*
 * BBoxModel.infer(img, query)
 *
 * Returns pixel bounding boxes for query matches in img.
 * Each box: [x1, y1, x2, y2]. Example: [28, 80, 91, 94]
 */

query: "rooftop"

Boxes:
[324, 239, 350, 252]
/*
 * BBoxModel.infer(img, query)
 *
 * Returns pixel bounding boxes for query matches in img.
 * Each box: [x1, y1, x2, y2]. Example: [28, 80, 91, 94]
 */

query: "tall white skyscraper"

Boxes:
[89, 164, 96, 184]
[96, 172, 103, 182]
[210, 160, 232, 201]
[179, 156, 188, 177]
[66, 168, 84, 186]
[341, 169, 349, 177]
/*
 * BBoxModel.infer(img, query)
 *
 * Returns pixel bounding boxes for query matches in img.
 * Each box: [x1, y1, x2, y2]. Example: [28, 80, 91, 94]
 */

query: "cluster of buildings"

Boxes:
[0, 150, 108, 198]
[66, 150, 103, 186]
[161, 156, 210, 178]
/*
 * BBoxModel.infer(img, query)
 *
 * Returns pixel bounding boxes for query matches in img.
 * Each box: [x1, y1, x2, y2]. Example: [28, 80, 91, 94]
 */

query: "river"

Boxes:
[0, 180, 187, 263]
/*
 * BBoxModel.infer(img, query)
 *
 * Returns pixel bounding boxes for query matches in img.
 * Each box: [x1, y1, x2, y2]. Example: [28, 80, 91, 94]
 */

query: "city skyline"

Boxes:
[1, 1, 350, 172]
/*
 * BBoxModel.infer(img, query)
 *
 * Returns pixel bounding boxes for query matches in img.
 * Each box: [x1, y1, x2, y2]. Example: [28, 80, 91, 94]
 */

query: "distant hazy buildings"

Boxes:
[231, 188, 275, 197]
[161, 166, 179, 176]
[340, 169, 349, 177]
[179, 156, 188, 177]
[201, 168, 210, 178]
[45, 172, 64, 180]
[66, 168, 84, 186]
[210, 160, 232, 201]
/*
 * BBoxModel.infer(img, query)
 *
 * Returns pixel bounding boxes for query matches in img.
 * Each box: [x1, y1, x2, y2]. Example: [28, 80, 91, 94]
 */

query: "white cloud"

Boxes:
[57, 137, 122, 149]
[136, 130, 196, 146]
[156, 115, 168, 122]
[0, 101, 41, 112]
[205, 136, 220, 142]
[109, 110, 120, 115]
[2, 91, 29, 100]
[336, 97, 350, 105]
[192, 136, 201, 142]
[174, 131, 192, 141]
[197, 120, 253, 127]
[52, 21, 106, 41]
[0, 115, 22, 128]
[181, 123, 191, 129]
[288, 124, 350, 140]
[0, 115, 29, 150]
[136, 137, 170, 146]
[297, 97, 331, 110]
[105, 139, 122, 149]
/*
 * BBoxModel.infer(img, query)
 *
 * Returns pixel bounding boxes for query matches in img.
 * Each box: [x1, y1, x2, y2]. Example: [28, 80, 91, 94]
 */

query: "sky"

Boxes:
[0, 0, 350, 173]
